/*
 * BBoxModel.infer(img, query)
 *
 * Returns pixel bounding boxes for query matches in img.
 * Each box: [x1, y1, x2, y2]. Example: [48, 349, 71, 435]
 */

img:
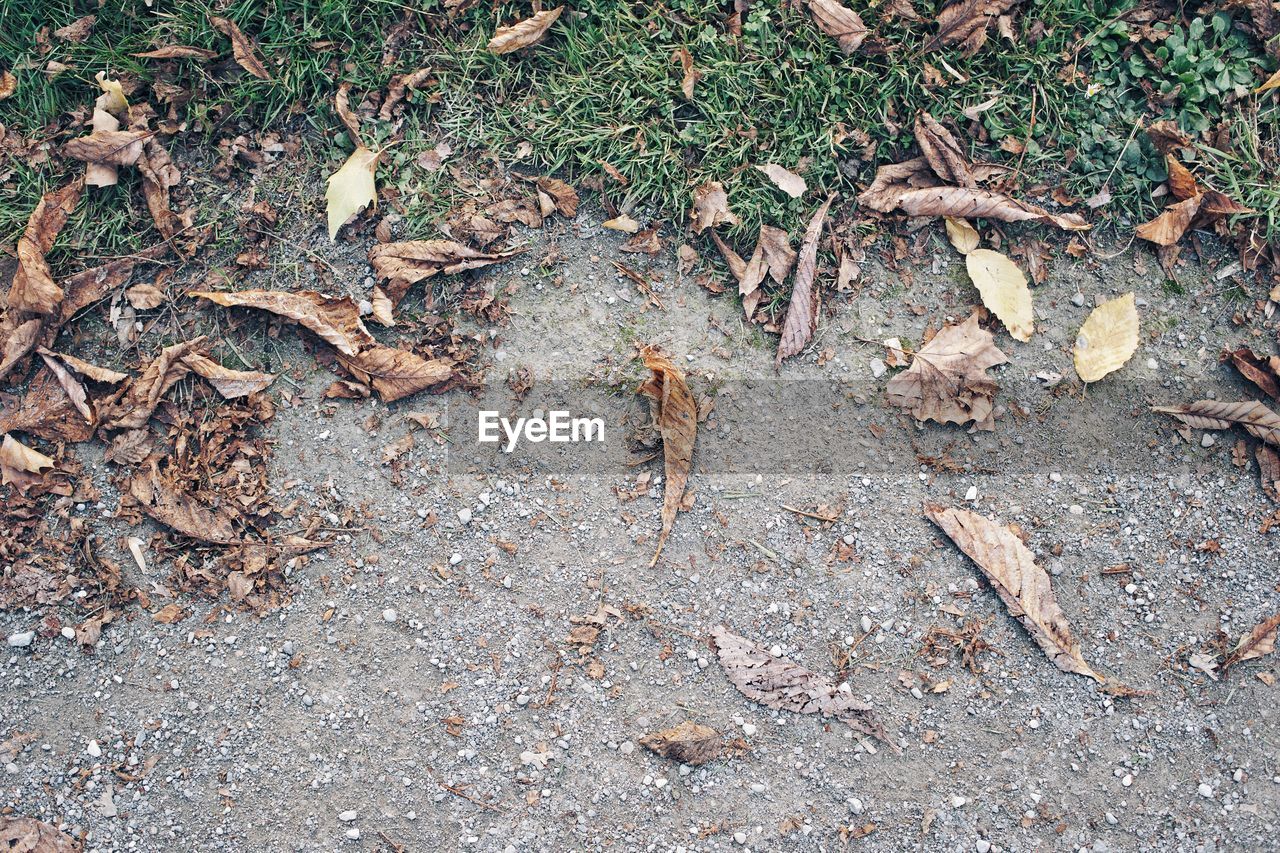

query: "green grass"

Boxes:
[1, 0, 1276, 267]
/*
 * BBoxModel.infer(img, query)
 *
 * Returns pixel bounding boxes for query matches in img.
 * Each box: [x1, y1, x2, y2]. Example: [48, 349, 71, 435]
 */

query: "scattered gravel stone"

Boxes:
[6, 631, 33, 647]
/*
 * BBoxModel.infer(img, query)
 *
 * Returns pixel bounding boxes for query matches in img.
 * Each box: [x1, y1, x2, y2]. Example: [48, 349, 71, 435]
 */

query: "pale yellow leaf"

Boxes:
[965, 249, 1032, 342]
[602, 215, 641, 234]
[326, 146, 378, 241]
[755, 164, 806, 199]
[1257, 67, 1280, 94]
[1073, 292, 1138, 382]
[944, 217, 979, 254]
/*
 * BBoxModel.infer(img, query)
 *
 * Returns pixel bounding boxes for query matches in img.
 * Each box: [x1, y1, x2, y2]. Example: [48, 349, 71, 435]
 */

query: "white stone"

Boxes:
[339, 810, 358, 822]
[86, 740, 102, 758]
[382, 609, 397, 623]
[741, 723, 757, 737]
[1198, 782, 1214, 798]
[964, 485, 978, 502]
[457, 507, 473, 524]
[6, 631, 33, 648]
[976, 841, 992, 853]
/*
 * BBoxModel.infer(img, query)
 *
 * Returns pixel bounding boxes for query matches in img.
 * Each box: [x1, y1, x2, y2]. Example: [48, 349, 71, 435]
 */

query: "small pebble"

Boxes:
[976, 840, 992, 853]
[86, 740, 101, 758]
[382, 608, 397, 623]
[1198, 782, 1214, 798]
[6, 631, 33, 648]
[1201, 433, 1215, 448]
[338, 810, 357, 822]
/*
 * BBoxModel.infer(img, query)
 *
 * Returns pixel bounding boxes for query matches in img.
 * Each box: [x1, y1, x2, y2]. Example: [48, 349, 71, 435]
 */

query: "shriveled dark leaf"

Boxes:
[334, 345, 452, 403]
[924, 0, 1021, 56]
[210, 15, 272, 80]
[190, 290, 374, 356]
[806, 0, 868, 54]
[915, 112, 973, 187]
[98, 339, 204, 432]
[638, 721, 722, 765]
[777, 195, 834, 365]
[129, 464, 239, 543]
[368, 241, 523, 306]
[637, 346, 697, 566]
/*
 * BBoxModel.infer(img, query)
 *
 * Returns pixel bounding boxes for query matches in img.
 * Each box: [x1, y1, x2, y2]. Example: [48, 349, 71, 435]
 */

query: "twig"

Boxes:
[781, 504, 838, 523]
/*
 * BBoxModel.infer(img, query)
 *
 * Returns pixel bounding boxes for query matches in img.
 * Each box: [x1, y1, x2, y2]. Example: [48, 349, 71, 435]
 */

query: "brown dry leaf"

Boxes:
[488, 6, 564, 54]
[129, 464, 237, 543]
[7, 179, 83, 315]
[0, 71, 16, 101]
[1223, 614, 1279, 669]
[152, 602, 186, 624]
[1226, 348, 1280, 400]
[1257, 445, 1280, 501]
[132, 45, 218, 60]
[334, 81, 364, 146]
[1165, 154, 1199, 201]
[755, 163, 807, 198]
[886, 312, 1007, 430]
[36, 349, 92, 423]
[534, 177, 579, 217]
[0, 815, 79, 852]
[915, 112, 974, 187]
[674, 47, 700, 100]
[1153, 400, 1280, 447]
[620, 226, 662, 254]
[0, 369, 95, 443]
[368, 241, 523, 306]
[125, 283, 166, 310]
[637, 346, 697, 566]
[777, 195, 834, 365]
[181, 352, 275, 399]
[370, 286, 395, 327]
[806, 0, 869, 54]
[40, 350, 127, 384]
[54, 14, 96, 43]
[335, 345, 452, 403]
[690, 182, 739, 234]
[382, 432, 414, 465]
[924, 0, 1021, 56]
[924, 504, 1105, 683]
[210, 15, 272, 80]
[638, 721, 722, 765]
[1073, 292, 1138, 382]
[380, 68, 434, 120]
[190, 290, 375, 355]
[710, 625, 894, 748]
[0, 320, 43, 382]
[99, 339, 204, 431]
[1136, 195, 1201, 246]
[1, 433, 55, 492]
[859, 164, 1089, 231]
[63, 129, 149, 168]
[965, 249, 1033, 342]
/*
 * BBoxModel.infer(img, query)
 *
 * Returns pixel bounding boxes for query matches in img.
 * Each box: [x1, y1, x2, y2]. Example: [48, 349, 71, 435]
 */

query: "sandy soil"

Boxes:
[2, 179, 1278, 852]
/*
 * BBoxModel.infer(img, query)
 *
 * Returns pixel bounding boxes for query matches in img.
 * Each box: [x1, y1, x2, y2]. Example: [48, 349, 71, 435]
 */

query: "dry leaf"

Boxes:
[602, 215, 641, 233]
[1222, 614, 1280, 669]
[886, 312, 1007, 430]
[621, 226, 662, 254]
[0, 369, 95, 442]
[807, 0, 869, 54]
[777, 195, 834, 365]
[674, 47, 700, 100]
[945, 217, 980, 254]
[637, 346, 697, 566]
[132, 45, 218, 60]
[916, 113, 974, 187]
[1, 433, 55, 492]
[7, 179, 83, 315]
[0, 815, 79, 853]
[36, 349, 92, 423]
[125, 283, 166, 310]
[638, 721, 721, 765]
[37, 348, 127, 384]
[98, 339, 204, 431]
[181, 352, 275, 399]
[368, 241, 522, 306]
[758, 225, 797, 284]
[756, 163, 807, 198]
[0, 71, 16, 101]
[534, 177, 579, 217]
[152, 603, 186, 624]
[710, 625, 894, 748]
[191, 290, 375, 356]
[1165, 154, 1199, 201]
[924, 0, 1021, 56]
[1136, 190, 1252, 247]
[1226, 348, 1280, 400]
[370, 286, 394, 327]
[488, 7, 564, 54]
[380, 68, 434, 121]
[1256, 66, 1280, 93]
[334, 345, 452, 403]
[63, 129, 148, 167]
[1073, 292, 1138, 382]
[1152, 400, 1280, 447]
[334, 81, 363, 146]
[1257, 445, 1280, 501]
[965, 249, 1033, 342]
[690, 182, 739, 234]
[924, 504, 1105, 683]
[210, 15, 272, 80]
[54, 15, 96, 43]
[326, 146, 379, 240]
[129, 464, 238, 543]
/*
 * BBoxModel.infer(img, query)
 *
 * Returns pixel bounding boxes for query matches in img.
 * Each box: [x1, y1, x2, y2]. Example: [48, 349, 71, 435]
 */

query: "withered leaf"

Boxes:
[62, 129, 148, 167]
[380, 68, 434, 121]
[181, 352, 275, 399]
[673, 46, 699, 100]
[488, 6, 564, 54]
[190, 290, 375, 356]
[210, 15, 272, 80]
[0, 71, 14, 101]
[99, 338, 204, 431]
[368, 241, 523, 306]
[1073, 293, 1138, 382]
[7, 179, 83, 315]
[1222, 614, 1279, 669]
[1, 433, 55, 493]
[37, 349, 127, 384]
[1226, 348, 1280, 400]
[132, 45, 218, 60]
[777, 195, 834, 365]
[690, 182, 739, 234]
[1258, 445, 1280, 502]
[924, 504, 1105, 683]
[620, 226, 662, 254]
[0, 369, 95, 443]
[1153, 400, 1280, 447]
[36, 349, 92, 423]
[125, 283, 166, 310]
[755, 163, 807, 198]
[886, 312, 1007, 430]
[1136, 190, 1253, 247]
[0, 319, 43, 382]
[129, 464, 238, 543]
[334, 81, 364, 146]
[0, 815, 80, 853]
[637, 346, 697, 566]
[757, 225, 797, 285]
[915, 112, 974, 188]
[924, 0, 1021, 56]
[104, 429, 153, 466]
[806, 0, 868, 54]
[152, 602, 186, 624]
[335, 345, 452, 403]
[638, 721, 722, 765]
[710, 625, 894, 748]
[534, 177, 579, 217]
[54, 15, 96, 43]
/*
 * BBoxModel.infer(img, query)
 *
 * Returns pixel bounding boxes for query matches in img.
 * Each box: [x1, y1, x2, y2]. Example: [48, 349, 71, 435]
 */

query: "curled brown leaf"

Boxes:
[637, 346, 697, 566]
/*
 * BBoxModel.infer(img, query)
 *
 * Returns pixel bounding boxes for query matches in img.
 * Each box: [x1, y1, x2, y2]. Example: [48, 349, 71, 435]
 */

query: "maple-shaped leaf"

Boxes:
[886, 313, 1007, 430]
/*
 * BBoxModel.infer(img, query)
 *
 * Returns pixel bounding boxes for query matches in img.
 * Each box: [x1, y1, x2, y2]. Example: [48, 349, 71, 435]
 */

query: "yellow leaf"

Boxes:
[1256, 67, 1280, 94]
[326, 146, 378, 241]
[602, 215, 640, 233]
[944, 217, 979, 254]
[1073, 292, 1138, 382]
[965, 248, 1033, 342]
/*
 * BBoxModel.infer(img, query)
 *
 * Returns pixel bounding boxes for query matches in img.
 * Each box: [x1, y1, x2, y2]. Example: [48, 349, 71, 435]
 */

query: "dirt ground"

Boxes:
[2, 192, 1279, 853]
